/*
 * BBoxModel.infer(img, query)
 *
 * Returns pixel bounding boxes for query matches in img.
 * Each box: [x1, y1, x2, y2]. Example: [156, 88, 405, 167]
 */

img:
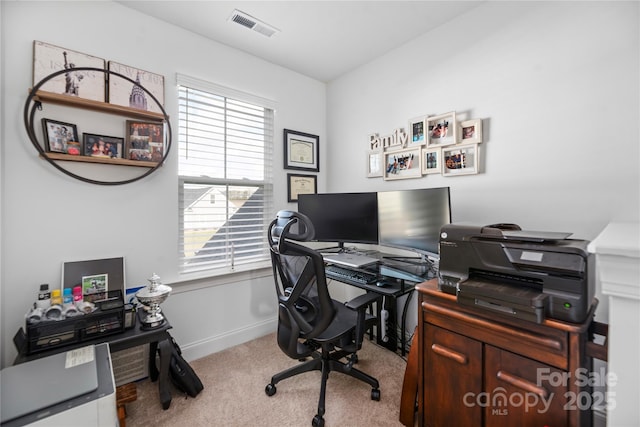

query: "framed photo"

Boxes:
[82, 274, 108, 303]
[367, 150, 383, 178]
[125, 120, 164, 162]
[426, 111, 457, 148]
[108, 61, 165, 113]
[442, 143, 479, 176]
[409, 116, 426, 145]
[459, 119, 483, 144]
[421, 147, 441, 175]
[384, 147, 422, 181]
[287, 173, 317, 202]
[284, 129, 319, 172]
[41, 118, 80, 154]
[83, 133, 124, 158]
[32, 40, 106, 102]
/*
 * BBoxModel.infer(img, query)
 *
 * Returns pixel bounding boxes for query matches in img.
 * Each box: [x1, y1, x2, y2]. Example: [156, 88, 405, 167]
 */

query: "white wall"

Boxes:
[0, 1, 326, 367]
[326, 1, 639, 327]
[2, 0, 637, 371]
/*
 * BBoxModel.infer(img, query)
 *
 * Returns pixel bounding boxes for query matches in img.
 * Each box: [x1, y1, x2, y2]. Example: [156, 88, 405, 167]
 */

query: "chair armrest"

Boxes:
[345, 292, 381, 350]
[345, 292, 381, 311]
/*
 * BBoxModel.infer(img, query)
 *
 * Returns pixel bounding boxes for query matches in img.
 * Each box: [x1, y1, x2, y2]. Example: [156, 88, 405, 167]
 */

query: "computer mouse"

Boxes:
[376, 280, 389, 287]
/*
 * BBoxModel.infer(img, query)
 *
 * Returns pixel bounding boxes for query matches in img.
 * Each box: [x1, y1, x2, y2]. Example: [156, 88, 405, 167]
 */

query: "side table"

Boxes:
[14, 308, 174, 410]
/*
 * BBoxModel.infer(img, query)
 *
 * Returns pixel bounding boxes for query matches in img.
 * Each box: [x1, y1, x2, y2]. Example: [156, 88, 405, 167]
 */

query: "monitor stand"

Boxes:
[318, 242, 346, 253]
[383, 253, 434, 267]
[381, 254, 438, 279]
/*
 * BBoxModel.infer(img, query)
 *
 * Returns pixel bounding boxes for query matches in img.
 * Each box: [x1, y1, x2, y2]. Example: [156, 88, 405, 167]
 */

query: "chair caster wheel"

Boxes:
[265, 383, 277, 396]
[312, 415, 324, 427]
[371, 388, 381, 401]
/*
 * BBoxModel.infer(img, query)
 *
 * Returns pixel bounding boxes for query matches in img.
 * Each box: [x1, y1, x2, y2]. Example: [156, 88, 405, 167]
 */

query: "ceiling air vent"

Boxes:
[228, 9, 279, 38]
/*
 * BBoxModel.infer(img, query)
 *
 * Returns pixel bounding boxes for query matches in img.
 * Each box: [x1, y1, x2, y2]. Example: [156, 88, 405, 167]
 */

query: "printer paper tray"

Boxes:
[458, 279, 547, 323]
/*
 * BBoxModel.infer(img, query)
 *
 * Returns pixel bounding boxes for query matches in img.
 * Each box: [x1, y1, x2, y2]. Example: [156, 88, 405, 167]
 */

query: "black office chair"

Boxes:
[265, 210, 381, 427]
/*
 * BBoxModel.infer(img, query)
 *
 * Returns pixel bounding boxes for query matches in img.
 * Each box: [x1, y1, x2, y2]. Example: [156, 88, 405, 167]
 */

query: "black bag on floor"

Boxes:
[166, 335, 204, 398]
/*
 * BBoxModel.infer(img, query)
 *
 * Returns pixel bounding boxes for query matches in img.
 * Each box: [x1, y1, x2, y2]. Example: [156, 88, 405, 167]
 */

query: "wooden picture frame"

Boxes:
[32, 40, 106, 102]
[125, 120, 164, 162]
[409, 116, 426, 146]
[426, 111, 457, 148]
[83, 133, 124, 158]
[443, 143, 479, 176]
[367, 150, 383, 178]
[287, 173, 317, 202]
[284, 129, 319, 172]
[42, 118, 80, 155]
[384, 147, 422, 181]
[108, 61, 165, 113]
[421, 147, 441, 175]
[459, 118, 483, 144]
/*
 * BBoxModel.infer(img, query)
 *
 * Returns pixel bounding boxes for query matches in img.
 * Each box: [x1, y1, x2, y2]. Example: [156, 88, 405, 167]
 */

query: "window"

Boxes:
[178, 75, 274, 274]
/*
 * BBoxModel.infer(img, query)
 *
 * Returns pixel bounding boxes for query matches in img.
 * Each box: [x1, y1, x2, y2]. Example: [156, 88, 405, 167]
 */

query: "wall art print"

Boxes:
[33, 41, 106, 102]
[108, 61, 165, 114]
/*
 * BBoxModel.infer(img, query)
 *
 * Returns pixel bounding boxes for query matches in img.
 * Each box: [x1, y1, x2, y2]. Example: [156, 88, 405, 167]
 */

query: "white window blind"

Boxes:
[177, 75, 274, 274]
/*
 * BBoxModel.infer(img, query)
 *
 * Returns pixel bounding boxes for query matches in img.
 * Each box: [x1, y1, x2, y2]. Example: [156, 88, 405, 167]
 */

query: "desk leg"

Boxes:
[157, 339, 173, 410]
[149, 341, 159, 382]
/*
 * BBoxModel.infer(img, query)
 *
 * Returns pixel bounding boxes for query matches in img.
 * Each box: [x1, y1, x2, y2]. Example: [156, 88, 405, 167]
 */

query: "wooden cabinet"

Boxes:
[417, 279, 596, 427]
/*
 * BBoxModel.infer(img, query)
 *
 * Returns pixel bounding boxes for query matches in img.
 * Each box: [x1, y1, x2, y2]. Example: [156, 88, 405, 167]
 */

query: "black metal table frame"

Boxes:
[14, 309, 174, 410]
[328, 275, 415, 356]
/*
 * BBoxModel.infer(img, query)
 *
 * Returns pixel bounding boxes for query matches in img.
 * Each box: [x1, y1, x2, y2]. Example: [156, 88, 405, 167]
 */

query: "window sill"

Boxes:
[167, 261, 272, 293]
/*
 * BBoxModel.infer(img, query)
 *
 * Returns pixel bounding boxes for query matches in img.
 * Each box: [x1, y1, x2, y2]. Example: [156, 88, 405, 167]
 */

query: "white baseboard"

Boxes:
[179, 318, 277, 362]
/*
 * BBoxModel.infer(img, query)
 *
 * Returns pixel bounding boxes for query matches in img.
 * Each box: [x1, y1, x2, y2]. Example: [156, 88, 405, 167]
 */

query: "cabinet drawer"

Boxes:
[484, 345, 569, 426]
[422, 298, 569, 369]
[424, 325, 482, 427]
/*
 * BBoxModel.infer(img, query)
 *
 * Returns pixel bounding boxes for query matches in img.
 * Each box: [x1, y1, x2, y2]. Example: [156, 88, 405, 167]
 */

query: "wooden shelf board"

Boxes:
[32, 90, 166, 121]
[42, 152, 159, 168]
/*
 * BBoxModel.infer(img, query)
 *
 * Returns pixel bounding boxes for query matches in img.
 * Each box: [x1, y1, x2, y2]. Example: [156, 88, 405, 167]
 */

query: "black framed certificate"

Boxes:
[284, 129, 319, 172]
[287, 173, 317, 202]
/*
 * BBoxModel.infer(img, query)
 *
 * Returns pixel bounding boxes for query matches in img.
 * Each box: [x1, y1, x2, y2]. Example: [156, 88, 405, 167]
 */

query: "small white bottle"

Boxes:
[35, 284, 51, 309]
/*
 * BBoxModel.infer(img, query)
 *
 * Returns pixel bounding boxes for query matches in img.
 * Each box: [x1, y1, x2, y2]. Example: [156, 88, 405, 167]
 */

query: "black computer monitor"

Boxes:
[298, 192, 378, 248]
[377, 187, 451, 262]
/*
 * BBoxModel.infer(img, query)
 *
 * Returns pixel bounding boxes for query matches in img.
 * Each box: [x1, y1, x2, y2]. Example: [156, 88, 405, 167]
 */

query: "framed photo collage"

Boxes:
[367, 112, 484, 180]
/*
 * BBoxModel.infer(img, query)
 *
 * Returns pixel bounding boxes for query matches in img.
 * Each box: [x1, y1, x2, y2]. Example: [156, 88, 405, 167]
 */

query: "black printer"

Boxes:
[438, 223, 594, 324]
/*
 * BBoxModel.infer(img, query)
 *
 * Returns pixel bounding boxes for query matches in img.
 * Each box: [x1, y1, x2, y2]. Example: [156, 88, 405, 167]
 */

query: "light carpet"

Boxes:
[126, 333, 408, 427]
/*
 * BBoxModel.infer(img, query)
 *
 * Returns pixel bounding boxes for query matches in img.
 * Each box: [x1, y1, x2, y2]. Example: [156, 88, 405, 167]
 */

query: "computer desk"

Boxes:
[14, 308, 174, 410]
[326, 256, 433, 356]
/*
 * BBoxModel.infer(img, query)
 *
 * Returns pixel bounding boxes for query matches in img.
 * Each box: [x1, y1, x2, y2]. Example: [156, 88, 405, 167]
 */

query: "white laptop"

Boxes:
[323, 252, 379, 268]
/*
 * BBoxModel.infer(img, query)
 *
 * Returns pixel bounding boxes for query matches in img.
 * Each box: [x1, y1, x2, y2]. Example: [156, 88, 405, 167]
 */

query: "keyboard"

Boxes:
[325, 264, 378, 285]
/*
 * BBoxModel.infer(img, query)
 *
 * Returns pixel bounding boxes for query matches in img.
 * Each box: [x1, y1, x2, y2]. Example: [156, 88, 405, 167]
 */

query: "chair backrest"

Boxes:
[267, 211, 335, 359]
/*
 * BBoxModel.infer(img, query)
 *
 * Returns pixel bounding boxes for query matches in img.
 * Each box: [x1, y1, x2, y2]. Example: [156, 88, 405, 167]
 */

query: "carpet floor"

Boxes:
[125, 333, 408, 427]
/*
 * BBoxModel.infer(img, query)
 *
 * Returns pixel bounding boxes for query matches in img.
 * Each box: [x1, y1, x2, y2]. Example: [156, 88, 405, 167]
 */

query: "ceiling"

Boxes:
[117, 1, 482, 82]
